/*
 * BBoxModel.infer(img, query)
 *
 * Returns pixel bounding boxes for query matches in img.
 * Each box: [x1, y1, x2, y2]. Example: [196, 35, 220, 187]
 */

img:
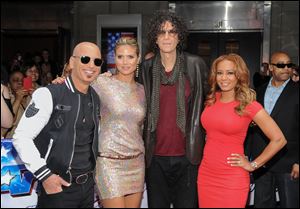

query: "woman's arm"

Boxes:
[1, 84, 13, 129]
[250, 109, 287, 170]
[227, 108, 287, 172]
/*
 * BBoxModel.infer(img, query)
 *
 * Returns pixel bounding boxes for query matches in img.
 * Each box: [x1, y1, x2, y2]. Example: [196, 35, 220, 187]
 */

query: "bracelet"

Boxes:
[250, 161, 258, 170]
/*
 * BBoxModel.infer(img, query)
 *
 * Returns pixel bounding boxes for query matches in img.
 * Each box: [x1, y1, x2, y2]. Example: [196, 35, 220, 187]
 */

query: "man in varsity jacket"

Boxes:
[12, 42, 102, 208]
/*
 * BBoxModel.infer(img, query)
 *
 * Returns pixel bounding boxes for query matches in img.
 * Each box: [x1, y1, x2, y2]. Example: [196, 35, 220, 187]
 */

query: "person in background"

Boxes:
[61, 61, 72, 77]
[249, 51, 299, 208]
[291, 65, 299, 82]
[253, 62, 271, 90]
[144, 51, 155, 60]
[4, 70, 29, 138]
[1, 83, 13, 136]
[139, 10, 209, 208]
[41, 48, 60, 78]
[9, 52, 23, 72]
[24, 62, 41, 89]
[12, 42, 102, 208]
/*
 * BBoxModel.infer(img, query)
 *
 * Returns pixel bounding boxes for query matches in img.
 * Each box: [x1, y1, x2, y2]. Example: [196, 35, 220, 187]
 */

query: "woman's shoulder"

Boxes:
[136, 82, 144, 88]
[92, 74, 111, 85]
[245, 100, 263, 118]
[247, 100, 263, 109]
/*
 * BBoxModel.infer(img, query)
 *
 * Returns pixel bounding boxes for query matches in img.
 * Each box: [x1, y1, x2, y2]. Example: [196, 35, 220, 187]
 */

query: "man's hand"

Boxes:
[102, 71, 112, 77]
[291, 163, 299, 179]
[52, 77, 66, 84]
[42, 174, 70, 194]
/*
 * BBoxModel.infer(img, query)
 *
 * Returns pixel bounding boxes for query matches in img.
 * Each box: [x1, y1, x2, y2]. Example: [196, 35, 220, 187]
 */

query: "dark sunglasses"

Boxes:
[157, 29, 178, 36]
[271, 63, 294, 69]
[73, 56, 103, 67]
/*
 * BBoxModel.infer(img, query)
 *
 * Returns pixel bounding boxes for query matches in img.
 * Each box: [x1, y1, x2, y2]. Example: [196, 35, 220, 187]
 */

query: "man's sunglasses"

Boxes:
[73, 56, 103, 67]
[271, 63, 294, 69]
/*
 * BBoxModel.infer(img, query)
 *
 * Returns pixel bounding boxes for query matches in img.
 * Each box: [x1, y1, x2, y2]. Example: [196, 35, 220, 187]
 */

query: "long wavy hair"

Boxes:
[147, 10, 188, 53]
[205, 53, 256, 116]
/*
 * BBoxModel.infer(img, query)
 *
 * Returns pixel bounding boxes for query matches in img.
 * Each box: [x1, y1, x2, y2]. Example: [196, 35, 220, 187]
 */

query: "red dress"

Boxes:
[197, 93, 262, 208]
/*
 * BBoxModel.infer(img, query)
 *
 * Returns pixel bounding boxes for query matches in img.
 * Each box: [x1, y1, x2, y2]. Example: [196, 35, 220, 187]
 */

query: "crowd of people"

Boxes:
[1, 10, 299, 208]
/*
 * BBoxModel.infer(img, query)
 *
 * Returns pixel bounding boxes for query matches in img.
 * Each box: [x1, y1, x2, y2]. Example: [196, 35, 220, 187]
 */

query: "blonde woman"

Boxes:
[92, 37, 145, 208]
[197, 53, 287, 208]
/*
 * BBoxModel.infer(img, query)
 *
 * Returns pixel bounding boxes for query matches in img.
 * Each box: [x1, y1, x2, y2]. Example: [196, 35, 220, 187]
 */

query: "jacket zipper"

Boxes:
[91, 92, 97, 183]
[44, 138, 54, 161]
[66, 94, 81, 183]
[91, 93, 97, 162]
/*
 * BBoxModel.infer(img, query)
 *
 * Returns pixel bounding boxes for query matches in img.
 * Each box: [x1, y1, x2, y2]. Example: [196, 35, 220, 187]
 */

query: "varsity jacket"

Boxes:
[12, 76, 100, 183]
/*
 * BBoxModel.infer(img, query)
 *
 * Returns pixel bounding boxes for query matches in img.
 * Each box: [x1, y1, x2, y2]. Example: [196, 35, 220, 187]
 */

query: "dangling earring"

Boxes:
[136, 63, 139, 78]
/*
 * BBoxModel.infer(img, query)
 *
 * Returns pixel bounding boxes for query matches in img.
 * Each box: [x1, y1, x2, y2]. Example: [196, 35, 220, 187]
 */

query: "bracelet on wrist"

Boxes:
[250, 161, 258, 170]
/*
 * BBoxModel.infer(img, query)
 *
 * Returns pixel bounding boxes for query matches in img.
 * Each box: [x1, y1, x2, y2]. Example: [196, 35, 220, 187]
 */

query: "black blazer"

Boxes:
[249, 80, 299, 173]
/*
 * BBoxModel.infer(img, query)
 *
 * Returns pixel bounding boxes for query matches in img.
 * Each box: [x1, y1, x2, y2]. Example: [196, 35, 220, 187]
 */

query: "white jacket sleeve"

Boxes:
[12, 87, 53, 181]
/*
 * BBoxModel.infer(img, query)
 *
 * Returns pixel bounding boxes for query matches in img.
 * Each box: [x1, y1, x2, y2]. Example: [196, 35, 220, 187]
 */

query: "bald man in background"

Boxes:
[248, 51, 299, 208]
[13, 42, 102, 208]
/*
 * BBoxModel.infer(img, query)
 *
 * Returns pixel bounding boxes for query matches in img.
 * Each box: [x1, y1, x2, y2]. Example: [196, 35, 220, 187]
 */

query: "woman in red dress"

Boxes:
[197, 53, 287, 208]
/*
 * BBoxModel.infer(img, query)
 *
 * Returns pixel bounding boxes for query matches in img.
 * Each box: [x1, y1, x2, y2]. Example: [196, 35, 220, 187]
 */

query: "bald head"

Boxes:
[271, 51, 290, 64]
[73, 42, 100, 56]
[69, 42, 102, 93]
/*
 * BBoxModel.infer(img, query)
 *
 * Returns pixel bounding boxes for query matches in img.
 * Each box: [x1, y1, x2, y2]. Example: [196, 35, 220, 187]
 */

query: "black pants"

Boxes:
[36, 176, 95, 208]
[146, 155, 198, 208]
[253, 169, 299, 208]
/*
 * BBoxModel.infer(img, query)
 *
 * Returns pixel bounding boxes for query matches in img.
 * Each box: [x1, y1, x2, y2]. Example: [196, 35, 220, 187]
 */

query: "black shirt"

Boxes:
[71, 88, 95, 175]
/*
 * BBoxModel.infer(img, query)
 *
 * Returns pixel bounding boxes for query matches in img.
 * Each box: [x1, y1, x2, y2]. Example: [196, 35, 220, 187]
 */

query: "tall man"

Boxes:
[249, 51, 299, 208]
[12, 42, 102, 208]
[139, 11, 209, 208]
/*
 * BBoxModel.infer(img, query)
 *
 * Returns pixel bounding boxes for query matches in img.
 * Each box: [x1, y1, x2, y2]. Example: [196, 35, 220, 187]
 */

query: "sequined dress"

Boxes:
[92, 75, 146, 200]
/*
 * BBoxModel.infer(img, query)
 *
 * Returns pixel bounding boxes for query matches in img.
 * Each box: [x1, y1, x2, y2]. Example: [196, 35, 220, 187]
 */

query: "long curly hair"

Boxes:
[205, 53, 256, 116]
[147, 10, 188, 53]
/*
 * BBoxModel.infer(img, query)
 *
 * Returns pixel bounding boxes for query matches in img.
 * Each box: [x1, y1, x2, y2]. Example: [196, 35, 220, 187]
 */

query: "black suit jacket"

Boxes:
[249, 80, 299, 173]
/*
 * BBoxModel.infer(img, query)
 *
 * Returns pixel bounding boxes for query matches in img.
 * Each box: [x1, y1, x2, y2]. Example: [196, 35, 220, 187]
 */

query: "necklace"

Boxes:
[81, 92, 92, 124]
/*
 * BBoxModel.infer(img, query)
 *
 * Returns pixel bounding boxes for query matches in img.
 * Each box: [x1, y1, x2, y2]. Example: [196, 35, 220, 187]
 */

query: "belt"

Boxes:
[71, 171, 93, 184]
[98, 152, 143, 160]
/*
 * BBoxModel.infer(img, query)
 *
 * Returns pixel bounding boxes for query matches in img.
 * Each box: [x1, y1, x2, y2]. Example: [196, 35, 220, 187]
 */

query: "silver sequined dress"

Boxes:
[92, 75, 146, 200]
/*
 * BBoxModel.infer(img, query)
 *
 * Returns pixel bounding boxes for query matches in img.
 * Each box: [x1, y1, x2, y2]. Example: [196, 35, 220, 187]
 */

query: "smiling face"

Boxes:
[9, 71, 24, 92]
[216, 59, 238, 94]
[156, 21, 179, 54]
[115, 45, 139, 77]
[25, 65, 39, 82]
[69, 42, 101, 88]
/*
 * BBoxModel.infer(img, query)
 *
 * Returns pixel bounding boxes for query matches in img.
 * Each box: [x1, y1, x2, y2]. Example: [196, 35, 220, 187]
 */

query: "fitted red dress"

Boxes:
[197, 93, 263, 208]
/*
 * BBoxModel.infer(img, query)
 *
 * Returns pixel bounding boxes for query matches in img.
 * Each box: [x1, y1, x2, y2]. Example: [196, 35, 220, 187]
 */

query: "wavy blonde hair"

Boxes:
[205, 53, 256, 116]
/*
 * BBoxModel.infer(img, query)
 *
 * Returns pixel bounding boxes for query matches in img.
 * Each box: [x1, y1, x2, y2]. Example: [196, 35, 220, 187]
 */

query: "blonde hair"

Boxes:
[206, 53, 256, 116]
[114, 37, 140, 56]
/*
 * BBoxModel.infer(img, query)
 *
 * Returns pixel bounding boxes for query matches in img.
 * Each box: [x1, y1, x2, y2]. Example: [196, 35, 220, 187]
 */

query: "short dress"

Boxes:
[198, 93, 263, 208]
[92, 75, 146, 200]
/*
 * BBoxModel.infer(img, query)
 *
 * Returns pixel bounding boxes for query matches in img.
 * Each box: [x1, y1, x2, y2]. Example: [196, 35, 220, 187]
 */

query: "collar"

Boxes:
[267, 77, 290, 89]
[65, 76, 91, 95]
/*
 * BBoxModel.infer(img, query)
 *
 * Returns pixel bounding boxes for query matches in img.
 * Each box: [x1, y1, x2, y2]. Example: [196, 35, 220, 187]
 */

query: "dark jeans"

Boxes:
[36, 175, 95, 208]
[253, 169, 299, 208]
[146, 155, 198, 208]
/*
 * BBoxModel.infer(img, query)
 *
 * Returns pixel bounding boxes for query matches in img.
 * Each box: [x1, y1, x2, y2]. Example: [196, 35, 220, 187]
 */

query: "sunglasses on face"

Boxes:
[157, 29, 178, 36]
[271, 63, 294, 69]
[72, 56, 103, 67]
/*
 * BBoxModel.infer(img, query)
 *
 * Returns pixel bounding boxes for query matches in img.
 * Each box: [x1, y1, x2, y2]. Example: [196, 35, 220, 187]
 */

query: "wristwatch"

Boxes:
[250, 161, 258, 170]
